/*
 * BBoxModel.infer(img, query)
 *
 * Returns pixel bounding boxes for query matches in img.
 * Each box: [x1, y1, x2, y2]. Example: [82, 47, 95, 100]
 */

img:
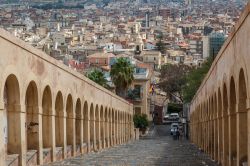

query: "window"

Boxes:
[134, 85, 142, 99]
[135, 107, 142, 115]
[96, 59, 99, 64]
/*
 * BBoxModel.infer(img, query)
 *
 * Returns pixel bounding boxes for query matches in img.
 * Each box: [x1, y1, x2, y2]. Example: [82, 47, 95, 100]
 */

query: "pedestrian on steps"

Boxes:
[176, 128, 180, 140]
[173, 128, 177, 140]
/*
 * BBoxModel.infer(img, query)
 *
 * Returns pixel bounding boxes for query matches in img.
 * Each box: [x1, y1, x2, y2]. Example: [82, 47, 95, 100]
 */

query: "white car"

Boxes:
[169, 113, 179, 121]
[170, 123, 179, 135]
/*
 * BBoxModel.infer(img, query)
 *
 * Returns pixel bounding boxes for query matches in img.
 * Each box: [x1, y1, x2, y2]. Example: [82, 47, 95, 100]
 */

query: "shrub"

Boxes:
[133, 114, 149, 130]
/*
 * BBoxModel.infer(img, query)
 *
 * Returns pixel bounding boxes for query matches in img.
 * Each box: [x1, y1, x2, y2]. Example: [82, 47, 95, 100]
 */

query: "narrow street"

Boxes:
[49, 125, 218, 166]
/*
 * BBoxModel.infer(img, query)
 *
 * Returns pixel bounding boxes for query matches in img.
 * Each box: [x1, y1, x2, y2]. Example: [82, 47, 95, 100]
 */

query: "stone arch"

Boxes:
[95, 104, 100, 150]
[83, 101, 88, 144]
[108, 108, 112, 146]
[229, 77, 237, 165]
[66, 94, 74, 155]
[237, 69, 248, 164]
[222, 83, 229, 166]
[75, 98, 82, 150]
[115, 110, 118, 144]
[122, 112, 125, 142]
[100, 105, 104, 148]
[42, 86, 53, 149]
[25, 81, 39, 162]
[213, 93, 218, 160]
[55, 91, 64, 149]
[111, 109, 115, 146]
[218, 87, 223, 163]
[89, 103, 94, 150]
[3, 74, 21, 160]
[104, 107, 109, 147]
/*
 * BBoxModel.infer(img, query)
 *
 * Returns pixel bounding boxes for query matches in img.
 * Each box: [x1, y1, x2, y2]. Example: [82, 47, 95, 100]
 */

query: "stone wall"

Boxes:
[0, 28, 135, 166]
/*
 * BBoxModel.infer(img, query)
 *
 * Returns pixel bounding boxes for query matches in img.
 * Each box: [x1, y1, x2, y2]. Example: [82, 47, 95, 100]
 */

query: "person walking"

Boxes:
[173, 128, 177, 140]
[176, 128, 180, 140]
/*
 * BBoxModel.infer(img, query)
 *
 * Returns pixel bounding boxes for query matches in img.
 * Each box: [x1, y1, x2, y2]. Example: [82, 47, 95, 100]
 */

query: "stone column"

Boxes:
[205, 111, 208, 153]
[62, 110, 67, 159]
[56, 109, 67, 159]
[0, 102, 5, 166]
[110, 116, 113, 147]
[228, 106, 237, 166]
[51, 108, 56, 162]
[112, 116, 114, 146]
[84, 115, 90, 153]
[100, 116, 104, 150]
[96, 114, 100, 150]
[214, 117, 217, 161]
[236, 102, 248, 166]
[119, 116, 121, 144]
[222, 110, 229, 166]
[115, 114, 118, 145]
[210, 118, 213, 158]
[201, 121, 203, 150]
[217, 116, 221, 164]
[6, 104, 27, 166]
[92, 116, 96, 151]
[79, 114, 84, 154]
[122, 116, 124, 144]
[247, 99, 250, 166]
[68, 112, 76, 156]
[106, 117, 110, 148]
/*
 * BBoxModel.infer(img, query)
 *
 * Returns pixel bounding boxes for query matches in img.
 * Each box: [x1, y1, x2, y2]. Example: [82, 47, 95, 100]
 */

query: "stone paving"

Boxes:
[47, 125, 218, 166]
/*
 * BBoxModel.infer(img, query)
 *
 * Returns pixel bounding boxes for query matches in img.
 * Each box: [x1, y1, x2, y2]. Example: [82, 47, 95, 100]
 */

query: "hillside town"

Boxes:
[0, 0, 246, 122]
[0, 0, 250, 166]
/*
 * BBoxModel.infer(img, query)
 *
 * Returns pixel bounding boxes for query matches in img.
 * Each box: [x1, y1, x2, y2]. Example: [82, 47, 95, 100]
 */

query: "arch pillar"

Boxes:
[75, 110, 83, 155]
[14, 104, 26, 166]
[79, 116, 84, 154]
[105, 114, 110, 148]
[116, 112, 118, 145]
[109, 113, 113, 147]
[95, 110, 100, 151]
[5, 103, 28, 166]
[35, 106, 43, 165]
[214, 116, 218, 161]
[66, 111, 76, 157]
[217, 115, 223, 164]
[51, 110, 57, 162]
[114, 112, 116, 145]
[89, 112, 95, 151]
[236, 100, 248, 166]
[222, 108, 229, 166]
[120, 114, 122, 144]
[55, 109, 67, 160]
[228, 105, 237, 166]
[84, 115, 90, 153]
[0, 104, 5, 166]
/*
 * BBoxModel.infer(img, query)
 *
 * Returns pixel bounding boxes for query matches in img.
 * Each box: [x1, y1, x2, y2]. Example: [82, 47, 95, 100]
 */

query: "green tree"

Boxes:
[182, 57, 213, 103]
[110, 58, 134, 97]
[167, 103, 183, 114]
[155, 32, 166, 53]
[156, 39, 166, 54]
[87, 69, 109, 88]
[158, 63, 192, 103]
[133, 114, 149, 130]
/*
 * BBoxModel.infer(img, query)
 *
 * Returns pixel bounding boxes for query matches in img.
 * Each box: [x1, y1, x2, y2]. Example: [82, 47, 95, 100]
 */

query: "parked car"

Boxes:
[163, 114, 169, 124]
[169, 113, 179, 122]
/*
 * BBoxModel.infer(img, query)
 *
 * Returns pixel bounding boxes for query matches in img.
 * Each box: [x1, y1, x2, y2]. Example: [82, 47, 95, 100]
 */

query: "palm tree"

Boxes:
[87, 69, 109, 88]
[110, 58, 134, 97]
